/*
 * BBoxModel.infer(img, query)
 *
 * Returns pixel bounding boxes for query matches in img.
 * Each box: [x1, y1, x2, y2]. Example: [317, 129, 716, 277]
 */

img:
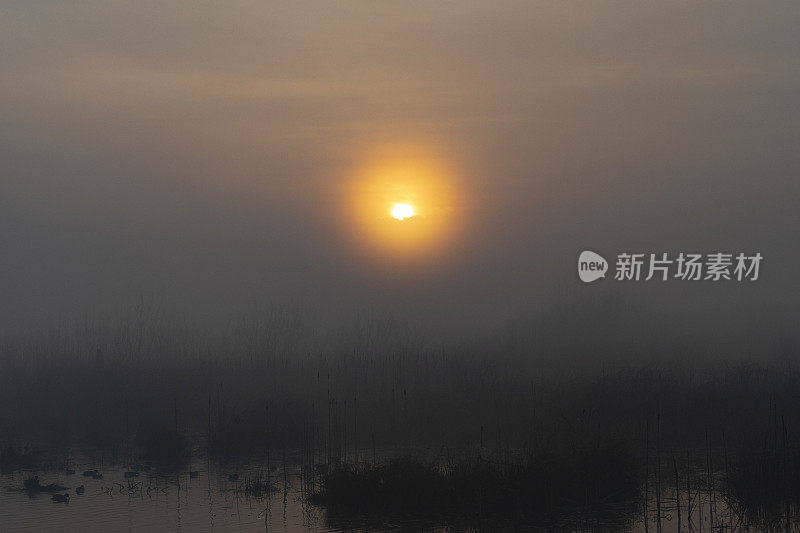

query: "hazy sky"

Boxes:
[1, 2, 798, 349]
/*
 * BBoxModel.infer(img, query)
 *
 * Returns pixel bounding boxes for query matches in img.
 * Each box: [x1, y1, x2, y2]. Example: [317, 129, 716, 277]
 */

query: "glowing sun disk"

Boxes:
[391, 203, 415, 220]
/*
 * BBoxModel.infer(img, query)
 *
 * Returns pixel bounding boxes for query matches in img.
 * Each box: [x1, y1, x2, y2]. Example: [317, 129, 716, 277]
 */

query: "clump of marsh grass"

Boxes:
[22, 475, 67, 494]
[240, 472, 278, 499]
[315, 442, 641, 529]
[0, 442, 42, 474]
[724, 415, 800, 529]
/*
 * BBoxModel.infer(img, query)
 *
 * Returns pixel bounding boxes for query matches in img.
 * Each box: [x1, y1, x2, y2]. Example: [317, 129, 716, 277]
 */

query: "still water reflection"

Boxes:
[0, 453, 775, 532]
[1, 461, 331, 532]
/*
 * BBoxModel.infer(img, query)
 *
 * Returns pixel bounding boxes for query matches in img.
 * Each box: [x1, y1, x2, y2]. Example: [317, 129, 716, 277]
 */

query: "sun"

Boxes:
[341, 143, 467, 261]
[391, 203, 415, 220]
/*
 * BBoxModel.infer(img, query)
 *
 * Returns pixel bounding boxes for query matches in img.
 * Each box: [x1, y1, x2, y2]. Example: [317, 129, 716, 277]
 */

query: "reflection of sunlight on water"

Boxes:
[0, 460, 329, 532]
[0, 464, 716, 533]
[4, 451, 797, 532]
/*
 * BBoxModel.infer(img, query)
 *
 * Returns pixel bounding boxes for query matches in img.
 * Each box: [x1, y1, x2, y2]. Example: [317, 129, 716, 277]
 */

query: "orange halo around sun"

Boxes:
[343, 147, 463, 260]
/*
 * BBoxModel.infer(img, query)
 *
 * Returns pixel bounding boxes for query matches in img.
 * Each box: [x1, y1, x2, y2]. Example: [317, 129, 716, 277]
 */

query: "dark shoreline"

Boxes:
[5, 349, 800, 529]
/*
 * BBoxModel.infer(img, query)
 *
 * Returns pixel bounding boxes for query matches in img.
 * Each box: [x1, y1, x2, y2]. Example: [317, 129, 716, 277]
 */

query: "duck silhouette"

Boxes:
[52, 493, 70, 504]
